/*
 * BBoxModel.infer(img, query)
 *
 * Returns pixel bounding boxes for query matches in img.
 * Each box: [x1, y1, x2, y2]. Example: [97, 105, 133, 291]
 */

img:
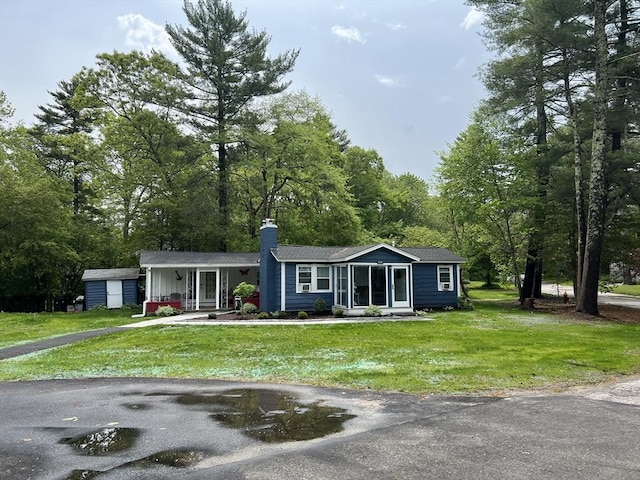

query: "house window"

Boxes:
[297, 265, 331, 293]
[437, 265, 453, 291]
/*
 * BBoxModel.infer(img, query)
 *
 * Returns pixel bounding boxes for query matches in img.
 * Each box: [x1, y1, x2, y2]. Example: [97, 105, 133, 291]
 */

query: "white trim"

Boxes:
[280, 264, 286, 311]
[295, 264, 332, 293]
[437, 265, 454, 291]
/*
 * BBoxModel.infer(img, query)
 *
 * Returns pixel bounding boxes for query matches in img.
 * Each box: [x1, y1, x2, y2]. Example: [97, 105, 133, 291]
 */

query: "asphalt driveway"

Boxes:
[1, 377, 639, 479]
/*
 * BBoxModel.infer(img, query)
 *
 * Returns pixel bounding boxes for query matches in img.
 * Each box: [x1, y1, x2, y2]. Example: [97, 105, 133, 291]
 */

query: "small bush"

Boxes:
[271, 310, 287, 319]
[257, 312, 269, 319]
[233, 282, 256, 299]
[363, 305, 382, 317]
[155, 305, 180, 316]
[333, 308, 344, 318]
[89, 304, 107, 311]
[297, 311, 309, 319]
[208, 312, 217, 319]
[457, 296, 474, 310]
[240, 302, 258, 315]
[121, 303, 140, 311]
[313, 297, 327, 313]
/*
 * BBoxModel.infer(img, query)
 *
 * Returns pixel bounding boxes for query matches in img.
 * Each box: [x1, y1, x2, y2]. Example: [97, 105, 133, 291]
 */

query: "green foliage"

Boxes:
[297, 311, 309, 319]
[89, 304, 107, 311]
[363, 305, 382, 317]
[257, 312, 269, 319]
[333, 309, 344, 318]
[313, 297, 327, 313]
[233, 282, 256, 299]
[456, 297, 474, 310]
[240, 302, 258, 315]
[155, 305, 180, 316]
[271, 311, 287, 319]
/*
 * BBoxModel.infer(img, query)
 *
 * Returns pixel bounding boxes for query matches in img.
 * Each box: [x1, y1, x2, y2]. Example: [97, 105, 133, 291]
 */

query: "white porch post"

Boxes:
[215, 268, 220, 310]
[146, 268, 152, 301]
[195, 268, 201, 311]
[456, 264, 462, 296]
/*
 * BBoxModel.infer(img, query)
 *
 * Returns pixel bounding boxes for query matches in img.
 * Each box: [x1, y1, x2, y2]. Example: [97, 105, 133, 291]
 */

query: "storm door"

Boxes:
[391, 266, 410, 308]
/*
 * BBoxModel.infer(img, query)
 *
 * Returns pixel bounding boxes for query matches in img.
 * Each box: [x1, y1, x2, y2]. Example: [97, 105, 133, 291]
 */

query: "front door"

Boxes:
[199, 271, 217, 308]
[106, 280, 123, 309]
[392, 267, 410, 308]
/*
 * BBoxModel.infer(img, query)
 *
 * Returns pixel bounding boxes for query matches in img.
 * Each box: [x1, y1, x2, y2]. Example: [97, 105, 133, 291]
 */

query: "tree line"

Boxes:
[438, 0, 639, 315]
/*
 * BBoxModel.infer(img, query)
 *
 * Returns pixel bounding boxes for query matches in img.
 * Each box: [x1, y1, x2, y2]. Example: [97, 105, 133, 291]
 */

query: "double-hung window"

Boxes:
[437, 265, 454, 291]
[297, 265, 331, 293]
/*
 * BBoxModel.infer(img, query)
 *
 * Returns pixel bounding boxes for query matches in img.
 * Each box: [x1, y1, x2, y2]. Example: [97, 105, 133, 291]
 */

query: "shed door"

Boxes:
[106, 280, 123, 309]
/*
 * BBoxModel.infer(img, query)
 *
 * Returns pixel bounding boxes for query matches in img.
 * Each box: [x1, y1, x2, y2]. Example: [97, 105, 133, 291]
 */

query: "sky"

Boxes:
[0, 0, 490, 182]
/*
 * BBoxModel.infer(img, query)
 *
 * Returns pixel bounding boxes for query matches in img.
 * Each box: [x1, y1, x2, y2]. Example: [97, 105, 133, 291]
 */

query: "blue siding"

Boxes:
[282, 263, 333, 312]
[412, 264, 458, 308]
[260, 224, 279, 313]
[122, 279, 138, 305]
[353, 248, 413, 264]
[85, 281, 107, 309]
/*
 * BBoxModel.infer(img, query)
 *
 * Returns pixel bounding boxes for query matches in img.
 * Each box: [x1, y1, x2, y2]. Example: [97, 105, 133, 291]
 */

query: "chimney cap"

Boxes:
[261, 218, 277, 228]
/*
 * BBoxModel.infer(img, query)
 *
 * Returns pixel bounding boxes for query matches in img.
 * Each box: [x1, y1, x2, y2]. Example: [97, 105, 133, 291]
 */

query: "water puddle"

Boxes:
[60, 427, 140, 455]
[175, 388, 356, 443]
[65, 449, 207, 479]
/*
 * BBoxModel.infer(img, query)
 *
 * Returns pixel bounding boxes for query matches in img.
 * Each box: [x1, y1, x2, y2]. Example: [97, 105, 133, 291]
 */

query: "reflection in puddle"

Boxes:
[60, 427, 139, 455]
[65, 450, 207, 479]
[176, 388, 356, 443]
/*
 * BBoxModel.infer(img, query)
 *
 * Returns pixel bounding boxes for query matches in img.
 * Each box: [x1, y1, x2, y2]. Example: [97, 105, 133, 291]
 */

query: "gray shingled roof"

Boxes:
[402, 247, 465, 263]
[272, 244, 464, 263]
[139, 250, 259, 267]
[81, 268, 141, 281]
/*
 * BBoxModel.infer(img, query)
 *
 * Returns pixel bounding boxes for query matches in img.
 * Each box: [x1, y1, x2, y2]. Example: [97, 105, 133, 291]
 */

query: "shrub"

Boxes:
[257, 312, 269, 319]
[313, 297, 327, 313]
[333, 308, 344, 318]
[155, 305, 180, 316]
[233, 282, 256, 298]
[208, 312, 217, 319]
[297, 311, 309, 319]
[240, 302, 258, 315]
[457, 296, 474, 310]
[363, 305, 382, 317]
[271, 310, 287, 319]
[88, 304, 107, 311]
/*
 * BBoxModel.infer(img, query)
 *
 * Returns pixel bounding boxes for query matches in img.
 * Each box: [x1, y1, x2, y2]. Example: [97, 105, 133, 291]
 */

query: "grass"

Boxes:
[1, 301, 639, 395]
[0, 309, 140, 349]
[611, 284, 640, 297]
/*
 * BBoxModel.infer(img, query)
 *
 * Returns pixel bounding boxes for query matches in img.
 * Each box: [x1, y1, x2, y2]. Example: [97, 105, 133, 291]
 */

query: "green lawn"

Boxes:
[2, 303, 639, 395]
[0, 309, 140, 349]
[612, 284, 640, 297]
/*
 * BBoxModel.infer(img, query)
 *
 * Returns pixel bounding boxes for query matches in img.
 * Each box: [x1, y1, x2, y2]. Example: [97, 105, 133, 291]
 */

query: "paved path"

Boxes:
[1, 377, 639, 479]
[541, 283, 640, 310]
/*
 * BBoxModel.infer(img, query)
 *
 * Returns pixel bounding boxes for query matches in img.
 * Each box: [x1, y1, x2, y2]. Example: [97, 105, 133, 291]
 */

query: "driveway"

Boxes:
[1, 377, 639, 479]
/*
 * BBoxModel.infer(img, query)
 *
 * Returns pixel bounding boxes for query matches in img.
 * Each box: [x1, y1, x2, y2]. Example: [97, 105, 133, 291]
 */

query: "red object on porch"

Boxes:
[243, 291, 259, 307]
[146, 301, 181, 314]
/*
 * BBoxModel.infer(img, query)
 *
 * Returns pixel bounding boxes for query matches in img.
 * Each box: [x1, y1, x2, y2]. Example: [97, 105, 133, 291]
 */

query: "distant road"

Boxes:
[542, 283, 640, 311]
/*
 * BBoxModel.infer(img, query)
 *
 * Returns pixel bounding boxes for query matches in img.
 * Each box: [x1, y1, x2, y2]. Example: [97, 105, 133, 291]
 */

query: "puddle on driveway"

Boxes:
[65, 449, 207, 479]
[175, 388, 356, 443]
[60, 427, 139, 455]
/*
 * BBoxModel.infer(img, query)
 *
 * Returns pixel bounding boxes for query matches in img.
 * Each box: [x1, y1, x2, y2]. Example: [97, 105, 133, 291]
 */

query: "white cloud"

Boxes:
[331, 25, 366, 44]
[375, 74, 400, 87]
[387, 22, 407, 31]
[453, 57, 467, 70]
[117, 13, 176, 56]
[460, 6, 484, 30]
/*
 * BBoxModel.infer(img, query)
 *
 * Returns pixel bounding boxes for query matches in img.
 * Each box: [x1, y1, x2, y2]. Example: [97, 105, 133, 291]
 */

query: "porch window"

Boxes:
[296, 265, 331, 293]
[336, 266, 348, 306]
[437, 265, 454, 291]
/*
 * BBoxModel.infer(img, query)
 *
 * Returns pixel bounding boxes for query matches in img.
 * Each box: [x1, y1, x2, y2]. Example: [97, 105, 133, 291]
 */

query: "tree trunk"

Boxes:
[217, 141, 229, 252]
[576, 0, 609, 315]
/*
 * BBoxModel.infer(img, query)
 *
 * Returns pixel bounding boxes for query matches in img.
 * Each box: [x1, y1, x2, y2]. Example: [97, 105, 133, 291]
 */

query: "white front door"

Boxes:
[199, 271, 218, 308]
[391, 267, 410, 308]
[106, 280, 123, 309]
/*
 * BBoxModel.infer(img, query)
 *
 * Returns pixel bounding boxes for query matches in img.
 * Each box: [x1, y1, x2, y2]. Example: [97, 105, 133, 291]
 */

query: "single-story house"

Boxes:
[139, 220, 465, 316]
[81, 268, 140, 310]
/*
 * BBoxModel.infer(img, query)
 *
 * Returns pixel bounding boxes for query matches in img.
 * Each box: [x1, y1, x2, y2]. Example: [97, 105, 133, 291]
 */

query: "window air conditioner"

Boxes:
[301, 284, 311, 292]
[442, 283, 451, 290]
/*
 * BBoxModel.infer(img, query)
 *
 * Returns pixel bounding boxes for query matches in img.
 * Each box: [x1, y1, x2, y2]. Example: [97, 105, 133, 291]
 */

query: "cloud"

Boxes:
[460, 6, 484, 30]
[117, 13, 176, 56]
[387, 22, 407, 31]
[375, 74, 400, 87]
[331, 25, 366, 44]
[453, 57, 467, 70]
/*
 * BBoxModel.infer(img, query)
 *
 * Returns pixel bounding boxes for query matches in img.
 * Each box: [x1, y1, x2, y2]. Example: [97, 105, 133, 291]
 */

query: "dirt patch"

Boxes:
[524, 297, 640, 324]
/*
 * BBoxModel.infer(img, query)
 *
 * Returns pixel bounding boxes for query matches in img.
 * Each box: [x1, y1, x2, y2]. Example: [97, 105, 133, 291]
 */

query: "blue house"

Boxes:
[139, 220, 465, 316]
[81, 268, 140, 310]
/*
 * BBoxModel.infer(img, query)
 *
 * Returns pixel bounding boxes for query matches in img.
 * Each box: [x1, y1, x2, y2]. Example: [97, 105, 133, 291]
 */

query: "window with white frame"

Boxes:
[297, 265, 332, 293]
[437, 265, 454, 291]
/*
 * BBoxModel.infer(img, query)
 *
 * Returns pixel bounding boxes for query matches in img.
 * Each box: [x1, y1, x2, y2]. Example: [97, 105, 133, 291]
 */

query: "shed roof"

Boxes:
[82, 268, 141, 281]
